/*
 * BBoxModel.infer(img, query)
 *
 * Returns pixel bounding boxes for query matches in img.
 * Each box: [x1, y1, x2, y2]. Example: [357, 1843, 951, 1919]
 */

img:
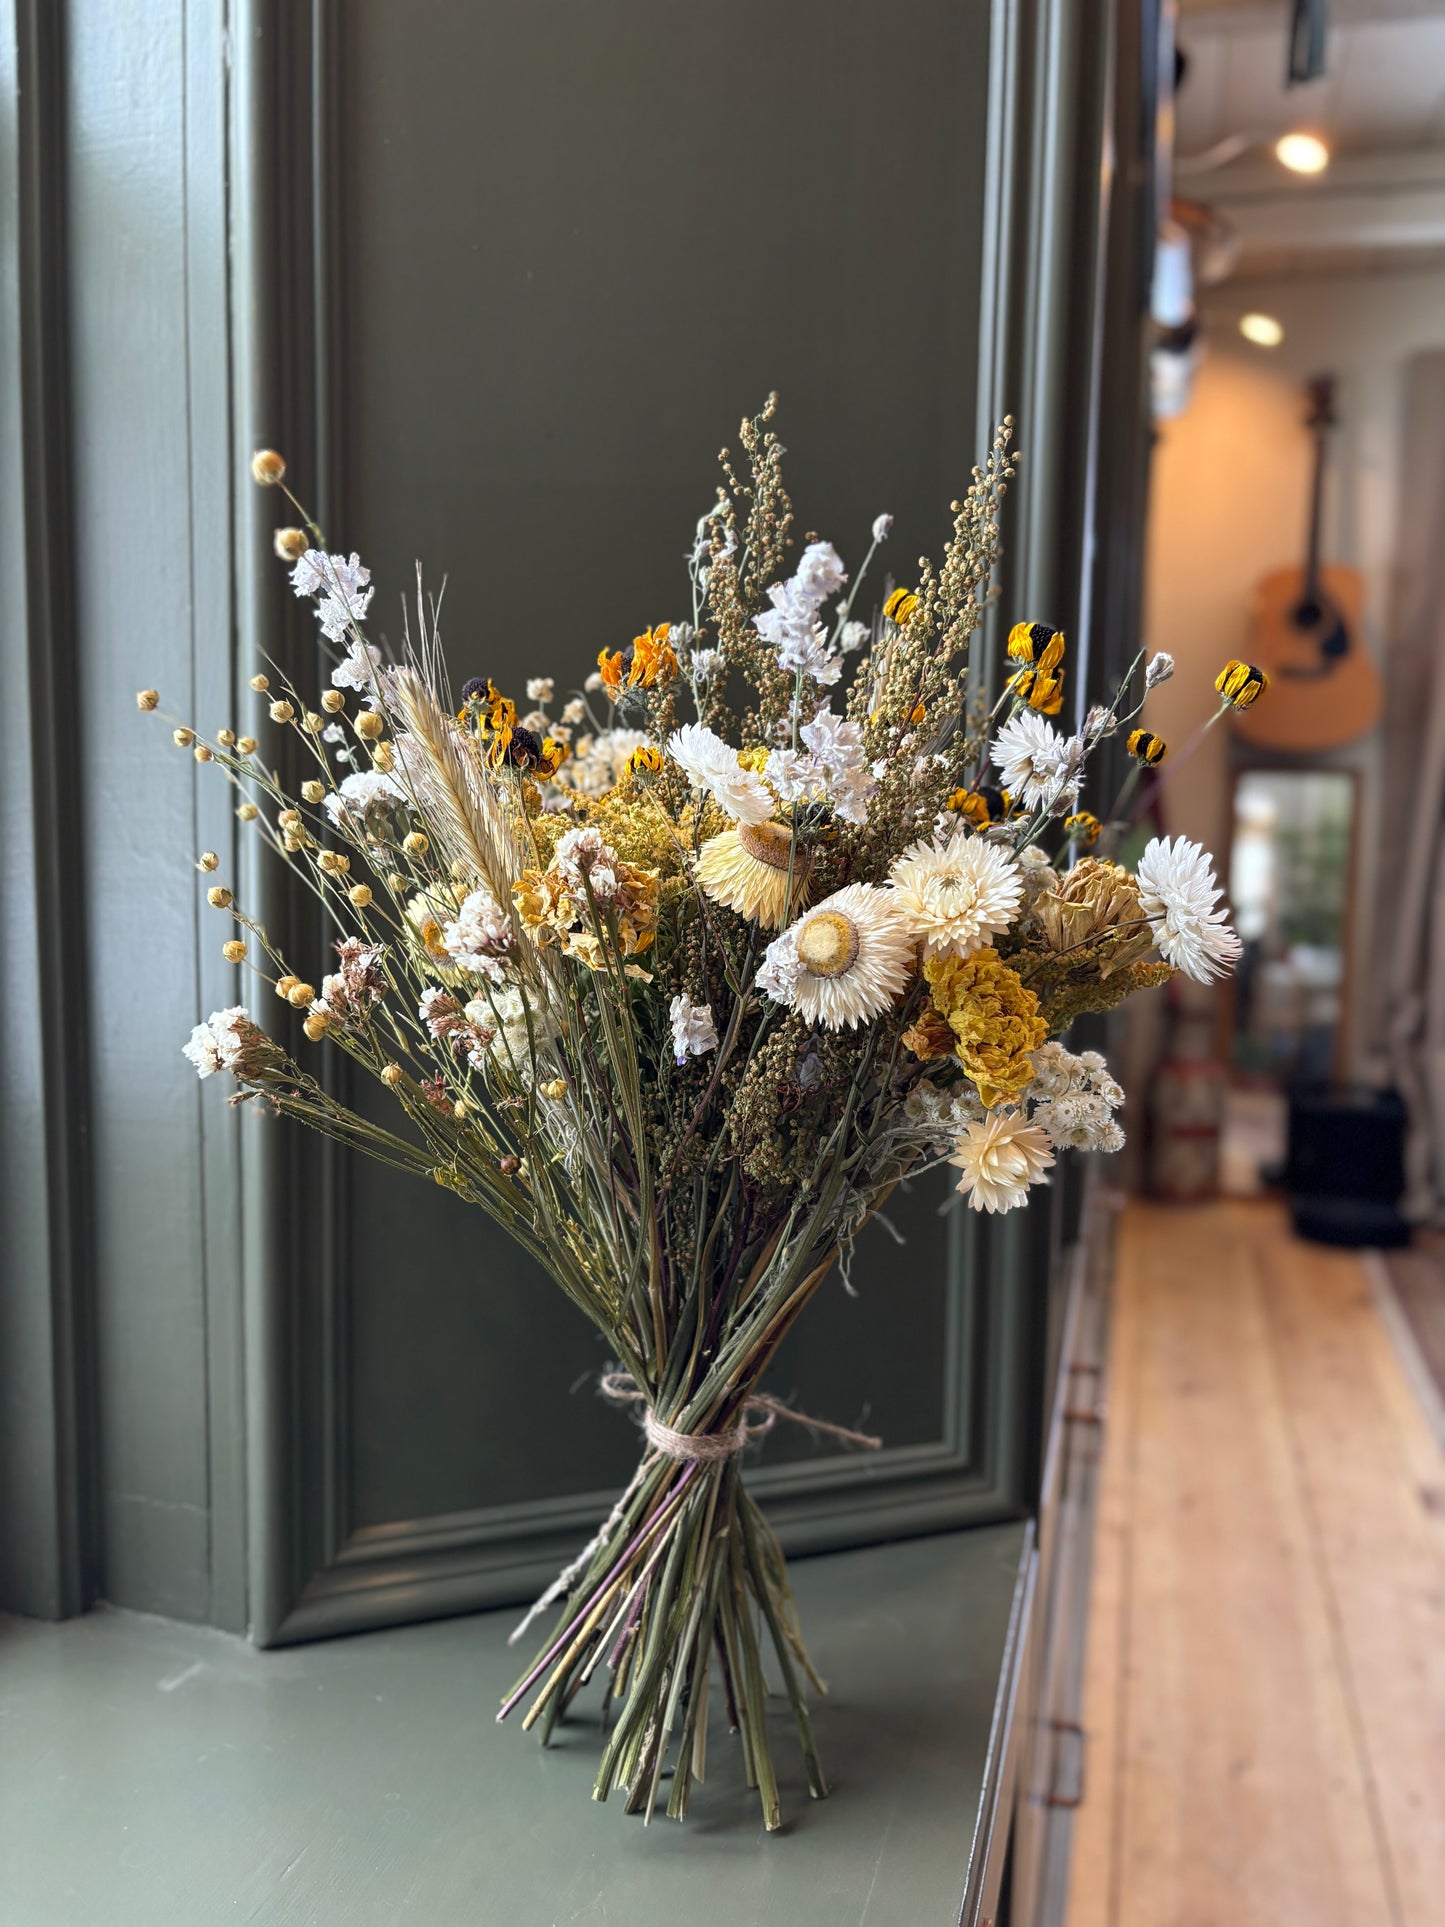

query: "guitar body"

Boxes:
[1233, 374, 1383, 754]
[1236, 561, 1381, 751]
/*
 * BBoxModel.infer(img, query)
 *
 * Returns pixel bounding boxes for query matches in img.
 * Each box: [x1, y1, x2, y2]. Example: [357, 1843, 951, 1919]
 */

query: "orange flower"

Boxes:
[599, 625, 678, 699]
[629, 624, 677, 688]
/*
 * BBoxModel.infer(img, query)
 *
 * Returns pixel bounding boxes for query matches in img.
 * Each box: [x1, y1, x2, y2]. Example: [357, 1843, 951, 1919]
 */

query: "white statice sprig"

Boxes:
[669, 995, 719, 1067]
[292, 551, 374, 644]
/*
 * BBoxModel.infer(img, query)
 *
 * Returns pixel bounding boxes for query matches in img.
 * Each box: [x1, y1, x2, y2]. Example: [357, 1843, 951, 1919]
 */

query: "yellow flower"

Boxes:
[923, 948, 1048, 1107]
[1006, 622, 1064, 669]
[945, 786, 1008, 827]
[884, 586, 918, 627]
[1127, 728, 1166, 766]
[624, 743, 665, 781]
[1064, 810, 1102, 845]
[1215, 659, 1268, 709]
[695, 820, 808, 930]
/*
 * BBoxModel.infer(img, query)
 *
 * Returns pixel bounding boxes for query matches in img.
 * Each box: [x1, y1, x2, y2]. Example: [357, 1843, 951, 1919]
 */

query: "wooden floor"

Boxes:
[1065, 1199, 1445, 1927]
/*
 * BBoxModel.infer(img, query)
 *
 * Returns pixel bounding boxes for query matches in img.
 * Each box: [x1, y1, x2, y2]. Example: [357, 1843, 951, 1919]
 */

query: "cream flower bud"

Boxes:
[380, 1062, 403, 1087]
[274, 526, 309, 561]
[321, 689, 345, 714]
[237, 803, 259, 822]
[207, 886, 233, 908]
[136, 689, 159, 711]
[216, 728, 236, 748]
[303, 711, 324, 735]
[370, 740, 394, 773]
[222, 939, 247, 963]
[278, 808, 301, 829]
[275, 974, 300, 999]
[237, 736, 258, 755]
[301, 780, 325, 804]
[196, 851, 220, 872]
[286, 981, 315, 1007]
[354, 710, 385, 742]
[250, 449, 286, 486]
[194, 745, 213, 763]
[173, 727, 194, 748]
[402, 831, 429, 858]
[348, 884, 373, 909]
[269, 699, 295, 724]
[250, 673, 270, 693]
[303, 1012, 331, 1041]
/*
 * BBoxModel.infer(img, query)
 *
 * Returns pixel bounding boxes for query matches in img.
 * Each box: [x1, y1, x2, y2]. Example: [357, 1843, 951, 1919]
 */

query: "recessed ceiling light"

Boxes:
[1240, 312, 1285, 348]
[1275, 132, 1330, 175]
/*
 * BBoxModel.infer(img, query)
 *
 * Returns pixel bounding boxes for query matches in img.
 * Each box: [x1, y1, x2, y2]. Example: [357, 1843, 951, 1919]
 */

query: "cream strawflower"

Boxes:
[948, 1110, 1055, 1213]
[665, 722, 773, 825]
[757, 883, 914, 1029]
[1134, 835, 1242, 983]
[888, 829, 1023, 960]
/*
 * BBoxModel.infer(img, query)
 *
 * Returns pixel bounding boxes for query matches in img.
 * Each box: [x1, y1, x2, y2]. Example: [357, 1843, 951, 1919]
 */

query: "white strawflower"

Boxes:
[872, 513, 893, 542]
[763, 748, 827, 806]
[841, 620, 870, 653]
[525, 677, 554, 703]
[888, 829, 1023, 960]
[665, 722, 772, 825]
[1135, 835, 1242, 983]
[757, 883, 914, 1029]
[669, 995, 719, 1066]
[990, 713, 1083, 809]
[949, 1111, 1055, 1213]
[689, 647, 722, 683]
[560, 697, 586, 725]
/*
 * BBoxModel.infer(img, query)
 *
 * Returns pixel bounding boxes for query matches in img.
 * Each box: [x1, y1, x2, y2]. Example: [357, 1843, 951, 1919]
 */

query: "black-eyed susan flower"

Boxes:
[1006, 621, 1065, 669]
[1127, 728, 1166, 766]
[883, 586, 918, 627]
[1064, 810, 1102, 845]
[624, 743, 665, 782]
[1215, 660, 1268, 710]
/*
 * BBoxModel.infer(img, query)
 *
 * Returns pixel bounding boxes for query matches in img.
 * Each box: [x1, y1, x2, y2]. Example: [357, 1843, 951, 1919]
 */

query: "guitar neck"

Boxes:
[1302, 381, 1334, 603]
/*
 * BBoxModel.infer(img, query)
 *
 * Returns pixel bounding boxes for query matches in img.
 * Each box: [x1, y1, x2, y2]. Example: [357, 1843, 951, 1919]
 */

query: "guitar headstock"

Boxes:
[1305, 374, 1337, 431]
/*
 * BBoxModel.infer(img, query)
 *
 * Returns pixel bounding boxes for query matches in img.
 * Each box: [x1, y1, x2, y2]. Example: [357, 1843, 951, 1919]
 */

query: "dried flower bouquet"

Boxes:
[144, 400, 1258, 1828]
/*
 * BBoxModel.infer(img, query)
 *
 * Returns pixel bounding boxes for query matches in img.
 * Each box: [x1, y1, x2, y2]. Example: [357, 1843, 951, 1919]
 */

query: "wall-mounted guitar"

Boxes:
[1233, 373, 1382, 752]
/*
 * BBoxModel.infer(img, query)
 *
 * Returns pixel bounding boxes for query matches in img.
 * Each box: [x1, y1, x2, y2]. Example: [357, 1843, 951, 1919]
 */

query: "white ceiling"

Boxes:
[1177, 4, 1445, 157]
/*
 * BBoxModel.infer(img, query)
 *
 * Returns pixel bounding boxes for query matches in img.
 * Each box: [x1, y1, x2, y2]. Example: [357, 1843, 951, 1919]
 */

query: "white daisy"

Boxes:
[756, 883, 915, 1029]
[888, 829, 1023, 960]
[948, 1111, 1055, 1213]
[669, 995, 719, 1066]
[990, 712, 1083, 809]
[665, 722, 772, 825]
[1135, 835, 1242, 983]
[525, 677, 555, 703]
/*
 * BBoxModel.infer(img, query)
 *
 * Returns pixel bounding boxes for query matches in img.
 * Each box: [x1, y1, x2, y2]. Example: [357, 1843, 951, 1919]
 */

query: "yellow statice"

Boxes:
[923, 947, 1048, 1106]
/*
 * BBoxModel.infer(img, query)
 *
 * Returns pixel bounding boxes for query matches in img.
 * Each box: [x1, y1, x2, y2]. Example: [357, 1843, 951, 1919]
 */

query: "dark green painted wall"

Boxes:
[4, 0, 1137, 1639]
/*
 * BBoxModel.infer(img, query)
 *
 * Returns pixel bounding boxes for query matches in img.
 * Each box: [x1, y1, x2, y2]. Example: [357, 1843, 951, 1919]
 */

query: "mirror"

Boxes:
[1227, 767, 1355, 1085]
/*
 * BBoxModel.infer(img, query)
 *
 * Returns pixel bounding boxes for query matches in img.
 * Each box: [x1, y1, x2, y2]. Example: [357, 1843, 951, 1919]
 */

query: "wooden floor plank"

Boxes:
[1064, 1199, 1431, 1927]
[1264, 1232, 1445, 1926]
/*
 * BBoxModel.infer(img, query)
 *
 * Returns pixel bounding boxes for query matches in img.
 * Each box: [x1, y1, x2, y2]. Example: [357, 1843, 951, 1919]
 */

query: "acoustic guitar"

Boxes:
[1233, 374, 1381, 752]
